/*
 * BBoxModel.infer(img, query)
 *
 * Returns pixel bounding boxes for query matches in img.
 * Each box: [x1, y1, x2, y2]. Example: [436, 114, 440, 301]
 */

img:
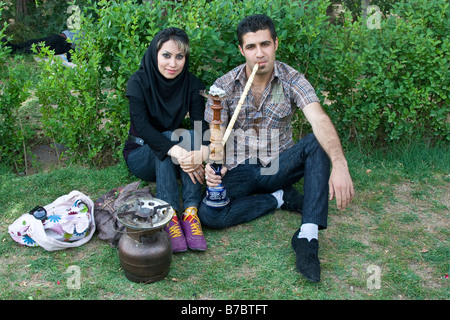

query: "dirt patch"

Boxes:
[386, 181, 449, 237]
[26, 143, 68, 174]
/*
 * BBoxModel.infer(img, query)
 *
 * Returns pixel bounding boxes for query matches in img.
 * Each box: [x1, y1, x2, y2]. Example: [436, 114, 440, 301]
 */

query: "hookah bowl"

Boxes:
[115, 196, 173, 283]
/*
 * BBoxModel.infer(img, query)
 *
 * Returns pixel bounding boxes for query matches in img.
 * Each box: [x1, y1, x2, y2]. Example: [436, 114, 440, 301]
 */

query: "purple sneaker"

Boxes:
[165, 214, 187, 253]
[181, 207, 207, 251]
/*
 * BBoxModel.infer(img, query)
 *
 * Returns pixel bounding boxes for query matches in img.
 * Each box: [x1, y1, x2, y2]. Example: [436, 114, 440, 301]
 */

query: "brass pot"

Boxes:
[118, 228, 171, 283]
[115, 196, 173, 283]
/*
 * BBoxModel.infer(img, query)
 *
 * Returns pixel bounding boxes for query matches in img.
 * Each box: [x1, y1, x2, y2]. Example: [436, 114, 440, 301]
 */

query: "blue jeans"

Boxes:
[125, 130, 202, 212]
[198, 133, 330, 229]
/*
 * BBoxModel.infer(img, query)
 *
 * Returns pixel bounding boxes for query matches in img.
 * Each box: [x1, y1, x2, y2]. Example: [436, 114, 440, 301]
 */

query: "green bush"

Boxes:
[0, 3, 33, 171]
[322, 0, 449, 143]
[34, 28, 126, 166]
[31, 0, 449, 168]
[0, 2, 8, 68]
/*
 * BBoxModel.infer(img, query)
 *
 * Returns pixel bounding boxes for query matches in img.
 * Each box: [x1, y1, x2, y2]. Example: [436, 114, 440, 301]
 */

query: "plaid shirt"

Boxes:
[205, 61, 319, 170]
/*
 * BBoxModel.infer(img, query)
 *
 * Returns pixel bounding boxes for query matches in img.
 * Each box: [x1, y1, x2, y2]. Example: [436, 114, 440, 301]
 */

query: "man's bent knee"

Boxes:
[198, 204, 231, 229]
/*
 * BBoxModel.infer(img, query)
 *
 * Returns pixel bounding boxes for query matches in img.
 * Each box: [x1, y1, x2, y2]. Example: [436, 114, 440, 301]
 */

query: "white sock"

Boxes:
[297, 223, 318, 241]
[271, 189, 284, 209]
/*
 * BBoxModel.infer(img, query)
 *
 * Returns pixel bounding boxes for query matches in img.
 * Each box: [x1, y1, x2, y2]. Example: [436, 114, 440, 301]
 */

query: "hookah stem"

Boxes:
[222, 63, 259, 146]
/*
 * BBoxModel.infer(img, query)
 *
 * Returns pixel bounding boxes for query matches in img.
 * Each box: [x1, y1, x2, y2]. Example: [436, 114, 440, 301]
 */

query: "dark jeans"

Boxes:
[198, 133, 330, 229]
[125, 130, 202, 212]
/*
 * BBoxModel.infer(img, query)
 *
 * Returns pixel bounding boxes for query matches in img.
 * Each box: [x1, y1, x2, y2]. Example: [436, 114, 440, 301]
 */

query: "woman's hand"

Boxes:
[168, 145, 188, 160]
[184, 163, 205, 185]
[170, 145, 209, 184]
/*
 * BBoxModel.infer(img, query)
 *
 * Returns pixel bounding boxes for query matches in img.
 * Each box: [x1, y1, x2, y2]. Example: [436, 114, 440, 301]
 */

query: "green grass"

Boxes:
[0, 142, 449, 300]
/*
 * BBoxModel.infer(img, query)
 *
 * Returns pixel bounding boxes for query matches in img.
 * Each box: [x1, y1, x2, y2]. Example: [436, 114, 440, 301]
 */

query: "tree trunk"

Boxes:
[361, 0, 371, 21]
[16, 0, 35, 19]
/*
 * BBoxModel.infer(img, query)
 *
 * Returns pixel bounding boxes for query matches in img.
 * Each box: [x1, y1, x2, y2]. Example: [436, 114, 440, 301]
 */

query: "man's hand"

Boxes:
[303, 102, 355, 210]
[328, 162, 355, 210]
[205, 163, 227, 187]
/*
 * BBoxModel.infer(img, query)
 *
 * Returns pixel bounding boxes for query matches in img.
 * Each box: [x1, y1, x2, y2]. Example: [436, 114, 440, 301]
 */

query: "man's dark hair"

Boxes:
[236, 14, 277, 47]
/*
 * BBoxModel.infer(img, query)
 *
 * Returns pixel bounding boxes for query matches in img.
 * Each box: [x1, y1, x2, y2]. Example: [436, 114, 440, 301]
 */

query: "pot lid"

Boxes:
[115, 196, 173, 230]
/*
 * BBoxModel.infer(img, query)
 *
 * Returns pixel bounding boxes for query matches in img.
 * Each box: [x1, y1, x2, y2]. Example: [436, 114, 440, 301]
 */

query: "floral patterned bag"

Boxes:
[8, 191, 95, 251]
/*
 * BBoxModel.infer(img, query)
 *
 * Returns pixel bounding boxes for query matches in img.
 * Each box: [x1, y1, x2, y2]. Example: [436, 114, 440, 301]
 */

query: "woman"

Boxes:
[123, 28, 209, 252]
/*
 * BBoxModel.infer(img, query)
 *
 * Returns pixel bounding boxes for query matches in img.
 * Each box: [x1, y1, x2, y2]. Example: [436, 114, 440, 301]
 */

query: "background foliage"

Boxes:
[322, 0, 449, 143]
[0, 2, 33, 170]
[2, 0, 94, 42]
[0, 0, 449, 171]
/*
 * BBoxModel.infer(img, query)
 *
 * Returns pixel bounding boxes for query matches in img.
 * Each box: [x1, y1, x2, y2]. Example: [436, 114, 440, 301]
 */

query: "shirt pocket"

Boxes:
[265, 99, 293, 130]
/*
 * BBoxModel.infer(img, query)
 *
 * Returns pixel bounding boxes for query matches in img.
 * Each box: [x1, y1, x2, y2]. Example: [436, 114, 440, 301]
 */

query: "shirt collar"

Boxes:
[235, 64, 247, 86]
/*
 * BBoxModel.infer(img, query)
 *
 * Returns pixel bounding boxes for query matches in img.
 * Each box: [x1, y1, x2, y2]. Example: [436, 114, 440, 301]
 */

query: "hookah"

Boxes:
[203, 63, 259, 207]
[202, 88, 229, 207]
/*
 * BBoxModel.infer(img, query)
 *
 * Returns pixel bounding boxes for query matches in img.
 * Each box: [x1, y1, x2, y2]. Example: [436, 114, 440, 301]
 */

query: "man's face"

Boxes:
[239, 28, 278, 77]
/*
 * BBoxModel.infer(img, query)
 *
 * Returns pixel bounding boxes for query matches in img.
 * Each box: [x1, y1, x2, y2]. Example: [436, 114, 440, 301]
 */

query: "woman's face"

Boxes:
[157, 39, 186, 79]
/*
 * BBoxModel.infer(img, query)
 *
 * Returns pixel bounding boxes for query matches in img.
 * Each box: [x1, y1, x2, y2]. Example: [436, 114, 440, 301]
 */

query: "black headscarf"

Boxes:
[126, 28, 193, 131]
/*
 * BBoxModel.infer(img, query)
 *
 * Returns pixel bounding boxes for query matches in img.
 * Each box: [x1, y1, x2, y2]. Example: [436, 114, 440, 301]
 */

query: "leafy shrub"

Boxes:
[0, 3, 33, 171]
[322, 0, 449, 143]
[34, 27, 126, 166]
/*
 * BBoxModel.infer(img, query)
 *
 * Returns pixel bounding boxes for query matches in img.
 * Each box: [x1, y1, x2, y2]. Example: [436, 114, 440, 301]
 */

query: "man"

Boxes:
[198, 14, 354, 282]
